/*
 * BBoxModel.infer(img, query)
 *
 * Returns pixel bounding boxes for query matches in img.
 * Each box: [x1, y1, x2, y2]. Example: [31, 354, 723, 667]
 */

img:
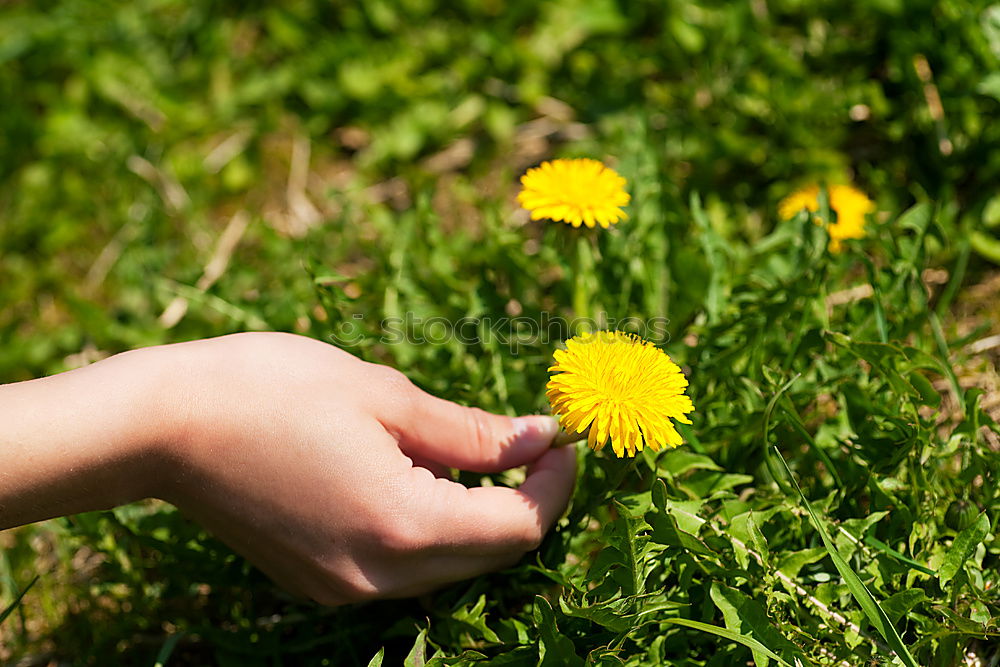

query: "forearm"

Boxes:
[0, 348, 169, 530]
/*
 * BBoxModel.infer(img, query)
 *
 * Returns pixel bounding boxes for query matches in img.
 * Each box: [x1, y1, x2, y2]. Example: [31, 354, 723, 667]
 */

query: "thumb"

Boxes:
[386, 388, 561, 472]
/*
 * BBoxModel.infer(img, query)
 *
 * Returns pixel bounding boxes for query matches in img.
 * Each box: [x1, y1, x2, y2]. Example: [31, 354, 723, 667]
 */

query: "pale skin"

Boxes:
[0, 332, 577, 605]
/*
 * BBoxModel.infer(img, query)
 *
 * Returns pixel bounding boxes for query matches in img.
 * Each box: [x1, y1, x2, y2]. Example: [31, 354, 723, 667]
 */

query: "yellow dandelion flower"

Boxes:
[517, 158, 630, 229]
[778, 184, 876, 252]
[777, 185, 823, 221]
[547, 331, 694, 458]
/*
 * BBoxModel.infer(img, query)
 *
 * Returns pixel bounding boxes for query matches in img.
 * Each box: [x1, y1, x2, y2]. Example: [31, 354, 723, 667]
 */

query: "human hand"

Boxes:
[144, 333, 577, 604]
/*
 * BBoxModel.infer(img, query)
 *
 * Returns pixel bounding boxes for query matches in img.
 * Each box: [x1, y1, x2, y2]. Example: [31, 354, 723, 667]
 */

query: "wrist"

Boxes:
[0, 345, 173, 529]
[132, 341, 209, 503]
[103, 345, 187, 502]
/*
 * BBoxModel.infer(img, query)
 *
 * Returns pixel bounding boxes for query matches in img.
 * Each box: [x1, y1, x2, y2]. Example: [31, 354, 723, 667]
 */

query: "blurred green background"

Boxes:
[2, 0, 998, 381]
[3, 0, 1000, 665]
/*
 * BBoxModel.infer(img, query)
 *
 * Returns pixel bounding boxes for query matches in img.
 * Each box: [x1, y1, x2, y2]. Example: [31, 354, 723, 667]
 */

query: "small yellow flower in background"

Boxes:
[547, 331, 694, 458]
[518, 158, 630, 229]
[778, 183, 876, 252]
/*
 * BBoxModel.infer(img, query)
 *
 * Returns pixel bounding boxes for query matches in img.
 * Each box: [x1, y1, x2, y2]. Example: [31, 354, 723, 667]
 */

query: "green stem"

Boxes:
[572, 233, 600, 332]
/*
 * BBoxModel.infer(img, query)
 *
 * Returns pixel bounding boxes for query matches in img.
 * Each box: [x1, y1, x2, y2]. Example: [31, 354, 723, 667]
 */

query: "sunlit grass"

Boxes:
[2, 1, 1000, 665]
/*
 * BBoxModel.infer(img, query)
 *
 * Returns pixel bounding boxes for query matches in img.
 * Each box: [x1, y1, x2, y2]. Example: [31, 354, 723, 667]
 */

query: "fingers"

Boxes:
[287, 444, 575, 606]
[351, 446, 576, 600]
[382, 382, 561, 472]
[422, 445, 578, 554]
[407, 454, 452, 479]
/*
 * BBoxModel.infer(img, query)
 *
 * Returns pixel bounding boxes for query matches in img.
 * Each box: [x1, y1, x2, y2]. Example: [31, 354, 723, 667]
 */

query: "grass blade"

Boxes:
[778, 396, 843, 489]
[690, 191, 727, 324]
[0, 574, 39, 626]
[863, 534, 936, 577]
[153, 632, 185, 667]
[761, 374, 800, 495]
[664, 618, 795, 667]
[773, 447, 919, 667]
[928, 312, 967, 415]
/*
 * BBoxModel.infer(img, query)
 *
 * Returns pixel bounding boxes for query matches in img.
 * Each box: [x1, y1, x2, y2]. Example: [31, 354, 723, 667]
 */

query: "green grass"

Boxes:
[2, 1, 1000, 665]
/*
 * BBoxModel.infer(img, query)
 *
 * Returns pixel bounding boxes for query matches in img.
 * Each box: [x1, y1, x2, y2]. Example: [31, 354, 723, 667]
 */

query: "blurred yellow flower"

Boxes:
[547, 331, 694, 458]
[518, 158, 630, 229]
[778, 184, 875, 252]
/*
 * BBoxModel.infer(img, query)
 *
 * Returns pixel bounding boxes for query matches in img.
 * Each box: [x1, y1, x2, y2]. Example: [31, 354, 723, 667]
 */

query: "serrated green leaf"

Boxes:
[609, 500, 651, 596]
[710, 584, 812, 667]
[534, 596, 584, 667]
[559, 594, 634, 633]
[730, 508, 778, 568]
[559, 594, 687, 635]
[451, 594, 501, 644]
[646, 507, 715, 556]
[825, 333, 924, 403]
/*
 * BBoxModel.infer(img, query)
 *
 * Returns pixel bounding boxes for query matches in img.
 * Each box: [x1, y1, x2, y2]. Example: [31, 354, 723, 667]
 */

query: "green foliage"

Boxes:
[3, 0, 1000, 665]
[776, 449, 917, 666]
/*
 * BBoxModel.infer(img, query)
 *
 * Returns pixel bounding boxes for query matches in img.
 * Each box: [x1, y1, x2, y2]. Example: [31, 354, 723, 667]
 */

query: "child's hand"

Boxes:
[0, 333, 576, 605]
[155, 333, 576, 604]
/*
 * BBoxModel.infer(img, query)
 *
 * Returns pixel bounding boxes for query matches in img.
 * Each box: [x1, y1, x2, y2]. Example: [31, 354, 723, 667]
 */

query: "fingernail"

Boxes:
[512, 415, 561, 444]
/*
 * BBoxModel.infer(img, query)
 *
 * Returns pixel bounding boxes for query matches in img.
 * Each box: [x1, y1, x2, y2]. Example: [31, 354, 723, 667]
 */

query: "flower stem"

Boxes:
[571, 234, 600, 332]
[552, 427, 587, 447]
